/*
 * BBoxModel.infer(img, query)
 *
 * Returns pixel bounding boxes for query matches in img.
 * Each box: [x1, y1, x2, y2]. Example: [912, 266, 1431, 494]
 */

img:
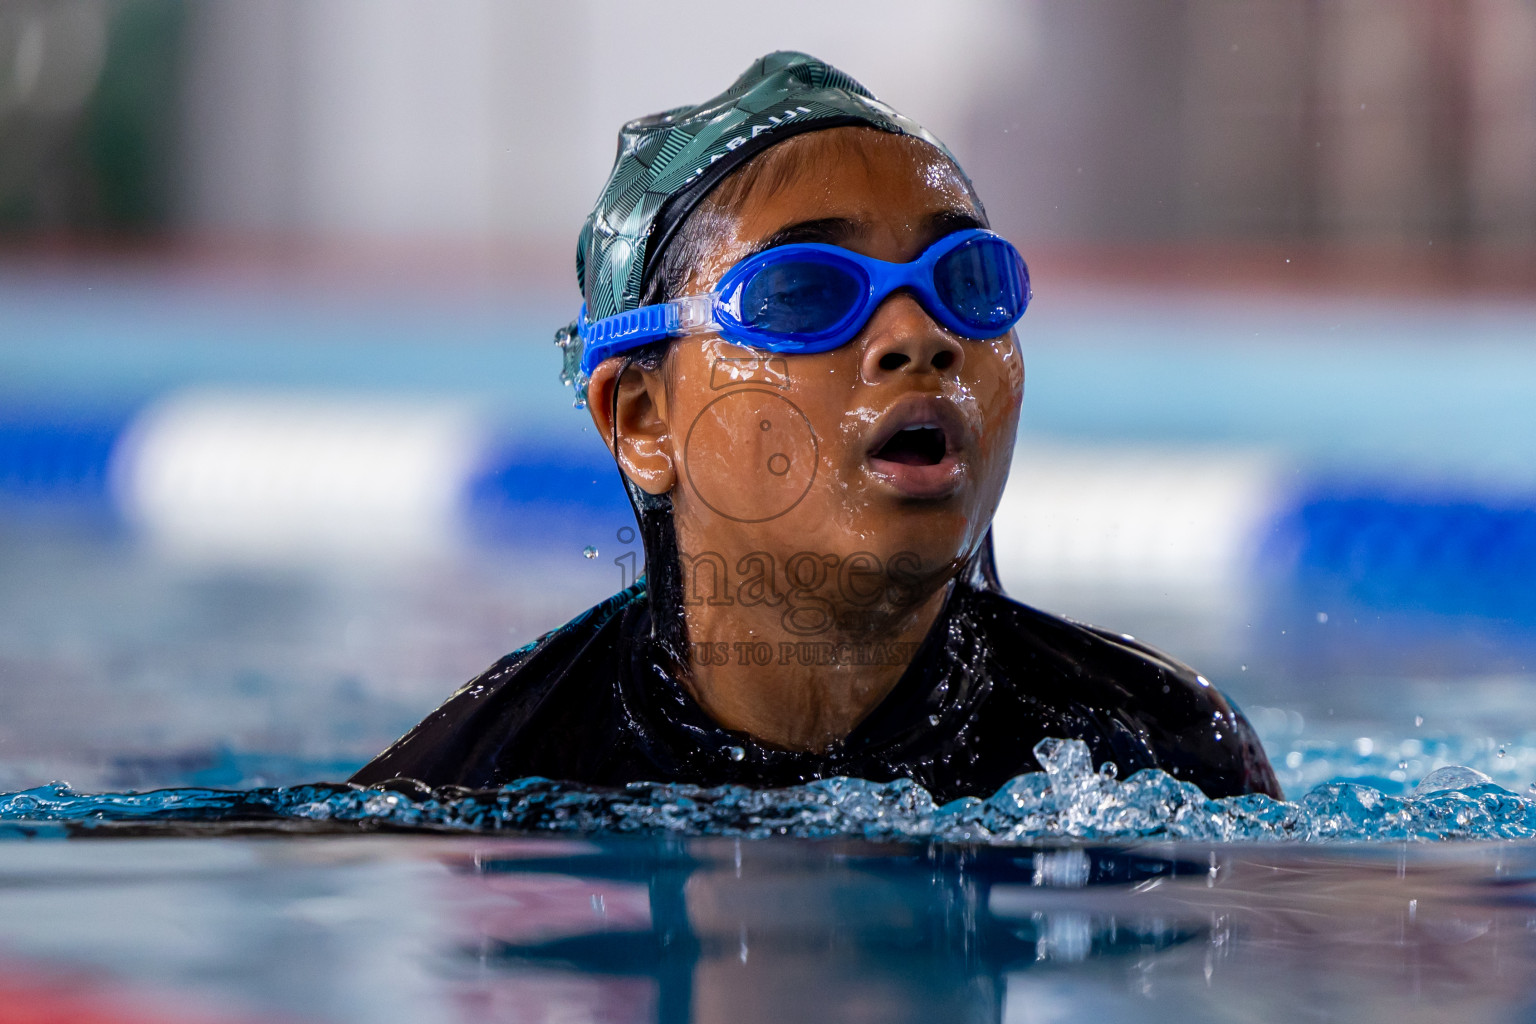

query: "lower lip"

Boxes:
[866, 452, 963, 499]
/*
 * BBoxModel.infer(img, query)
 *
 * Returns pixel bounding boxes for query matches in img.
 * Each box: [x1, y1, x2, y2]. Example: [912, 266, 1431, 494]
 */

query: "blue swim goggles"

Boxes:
[576, 228, 1030, 376]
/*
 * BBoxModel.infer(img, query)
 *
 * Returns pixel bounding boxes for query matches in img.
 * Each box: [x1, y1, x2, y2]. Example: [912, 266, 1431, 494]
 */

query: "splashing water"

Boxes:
[5, 738, 1536, 842]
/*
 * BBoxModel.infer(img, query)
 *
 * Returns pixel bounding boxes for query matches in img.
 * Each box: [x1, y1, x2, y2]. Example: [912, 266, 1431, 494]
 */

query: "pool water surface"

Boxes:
[5, 271, 1536, 1021]
[1, 834, 1534, 1024]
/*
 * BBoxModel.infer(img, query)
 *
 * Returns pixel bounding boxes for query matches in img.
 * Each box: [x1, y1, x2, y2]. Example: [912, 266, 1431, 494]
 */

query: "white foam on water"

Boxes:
[8, 737, 1536, 843]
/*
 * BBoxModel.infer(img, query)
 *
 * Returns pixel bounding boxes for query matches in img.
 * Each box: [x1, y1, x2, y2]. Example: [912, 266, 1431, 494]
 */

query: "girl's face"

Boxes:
[641, 129, 1024, 595]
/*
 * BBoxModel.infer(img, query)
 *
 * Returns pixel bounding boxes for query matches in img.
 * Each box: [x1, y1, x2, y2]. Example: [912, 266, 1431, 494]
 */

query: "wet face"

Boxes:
[594, 127, 1025, 620]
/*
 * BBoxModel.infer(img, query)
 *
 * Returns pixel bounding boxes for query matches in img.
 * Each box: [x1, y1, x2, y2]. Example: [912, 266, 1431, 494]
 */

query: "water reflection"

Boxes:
[2, 835, 1535, 1023]
[433, 839, 1536, 1023]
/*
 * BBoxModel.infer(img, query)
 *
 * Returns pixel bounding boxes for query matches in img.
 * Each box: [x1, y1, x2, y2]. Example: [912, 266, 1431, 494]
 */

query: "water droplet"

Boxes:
[927, 714, 941, 726]
[726, 745, 745, 762]
[1414, 715, 1424, 728]
[1240, 665, 1247, 671]
[583, 546, 598, 559]
[1499, 746, 1508, 758]
[1413, 765, 1494, 796]
[1316, 611, 1328, 624]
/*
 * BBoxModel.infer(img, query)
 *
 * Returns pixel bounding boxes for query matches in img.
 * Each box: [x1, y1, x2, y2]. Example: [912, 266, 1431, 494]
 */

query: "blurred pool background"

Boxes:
[2, 0, 1536, 801]
[7, 5, 1536, 1024]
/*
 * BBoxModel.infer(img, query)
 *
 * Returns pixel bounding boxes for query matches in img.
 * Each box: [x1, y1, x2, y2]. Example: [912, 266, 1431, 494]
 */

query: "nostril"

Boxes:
[878, 352, 910, 371]
[931, 350, 955, 371]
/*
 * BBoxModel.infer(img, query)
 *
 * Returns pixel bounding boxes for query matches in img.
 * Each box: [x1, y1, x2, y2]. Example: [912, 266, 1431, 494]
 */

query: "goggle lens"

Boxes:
[739, 259, 865, 338]
[933, 235, 1028, 335]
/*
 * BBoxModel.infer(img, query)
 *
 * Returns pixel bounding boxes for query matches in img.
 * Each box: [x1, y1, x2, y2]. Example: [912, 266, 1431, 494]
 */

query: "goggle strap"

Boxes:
[579, 302, 674, 375]
[580, 303, 677, 350]
[579, 295, 723, 375]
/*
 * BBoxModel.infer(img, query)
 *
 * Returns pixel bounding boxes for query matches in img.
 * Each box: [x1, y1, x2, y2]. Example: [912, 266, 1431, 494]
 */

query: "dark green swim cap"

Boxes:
[560, 50, 967, 397]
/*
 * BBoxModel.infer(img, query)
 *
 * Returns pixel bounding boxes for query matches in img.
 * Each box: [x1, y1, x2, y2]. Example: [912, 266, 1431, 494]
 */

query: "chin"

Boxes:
[868, 523, 970, 567]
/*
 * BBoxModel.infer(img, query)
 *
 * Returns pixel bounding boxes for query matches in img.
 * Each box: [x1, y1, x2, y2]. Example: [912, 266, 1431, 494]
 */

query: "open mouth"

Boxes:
[872, 424, 948, 466]
[864, 398, 969, 500]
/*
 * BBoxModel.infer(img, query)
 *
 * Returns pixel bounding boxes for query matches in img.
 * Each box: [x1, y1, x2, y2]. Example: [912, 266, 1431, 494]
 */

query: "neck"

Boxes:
[671, 549, 954, 751]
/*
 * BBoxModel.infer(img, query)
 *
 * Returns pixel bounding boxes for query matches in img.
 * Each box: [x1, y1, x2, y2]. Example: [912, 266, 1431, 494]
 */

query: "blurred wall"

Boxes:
[0, 0, 182, 232]
[966, 0, 1536, 245]
[3, 0, 1535, 258]
[176, 0, 1024, 252]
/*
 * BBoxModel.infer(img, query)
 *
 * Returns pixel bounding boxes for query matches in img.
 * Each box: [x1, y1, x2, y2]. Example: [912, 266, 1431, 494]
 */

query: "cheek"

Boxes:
[784, 353, 870, 469]
[670, 344, 844, 524]
[969, 338, 1025, 435]
[667, 339, 725, 396]
[677, 389, 822, 524]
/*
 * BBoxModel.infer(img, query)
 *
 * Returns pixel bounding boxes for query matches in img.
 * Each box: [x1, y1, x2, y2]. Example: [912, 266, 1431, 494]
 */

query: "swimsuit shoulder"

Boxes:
[351, 581, 1280, 802]
[958, 587, 1281, 799]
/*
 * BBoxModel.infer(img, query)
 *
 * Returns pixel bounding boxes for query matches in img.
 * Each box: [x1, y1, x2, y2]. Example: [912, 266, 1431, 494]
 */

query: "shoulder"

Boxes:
[348, 584, 644, 789]
[960, 587, 1202, 699]
[959, 587, 1281, 798]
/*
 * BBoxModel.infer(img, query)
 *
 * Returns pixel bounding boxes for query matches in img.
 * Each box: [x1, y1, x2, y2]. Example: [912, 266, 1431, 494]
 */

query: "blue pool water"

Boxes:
[2, 834, 1535, 1023]
[4, 266, 1536, 1020]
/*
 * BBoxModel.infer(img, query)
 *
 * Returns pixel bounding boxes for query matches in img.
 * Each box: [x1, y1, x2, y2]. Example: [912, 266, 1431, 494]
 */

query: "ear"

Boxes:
[586, 357, 677, 496]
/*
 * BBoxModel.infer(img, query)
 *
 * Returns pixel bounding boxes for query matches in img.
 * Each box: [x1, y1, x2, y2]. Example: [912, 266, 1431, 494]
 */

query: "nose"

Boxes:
[858, 292, 965, 381]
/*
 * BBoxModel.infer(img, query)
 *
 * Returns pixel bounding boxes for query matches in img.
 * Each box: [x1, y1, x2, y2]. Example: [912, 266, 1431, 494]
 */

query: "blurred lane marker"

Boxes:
[993, 443, 1282, 611]
[112, 391, 484, 563]
[12, 389, 1530, 631]
[0, 412, 127, 510]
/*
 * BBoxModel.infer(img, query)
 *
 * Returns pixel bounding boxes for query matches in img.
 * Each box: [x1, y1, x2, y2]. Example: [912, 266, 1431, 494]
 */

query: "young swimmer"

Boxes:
[353, 52, 1281, 802]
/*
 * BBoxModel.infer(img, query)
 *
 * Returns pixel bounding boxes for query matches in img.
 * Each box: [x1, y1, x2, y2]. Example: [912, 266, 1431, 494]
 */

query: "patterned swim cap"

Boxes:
[558, 50, 967, 399]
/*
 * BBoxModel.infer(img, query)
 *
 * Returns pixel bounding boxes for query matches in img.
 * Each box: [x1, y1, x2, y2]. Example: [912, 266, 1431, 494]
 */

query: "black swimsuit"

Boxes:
[352, 579, 1281, 802]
